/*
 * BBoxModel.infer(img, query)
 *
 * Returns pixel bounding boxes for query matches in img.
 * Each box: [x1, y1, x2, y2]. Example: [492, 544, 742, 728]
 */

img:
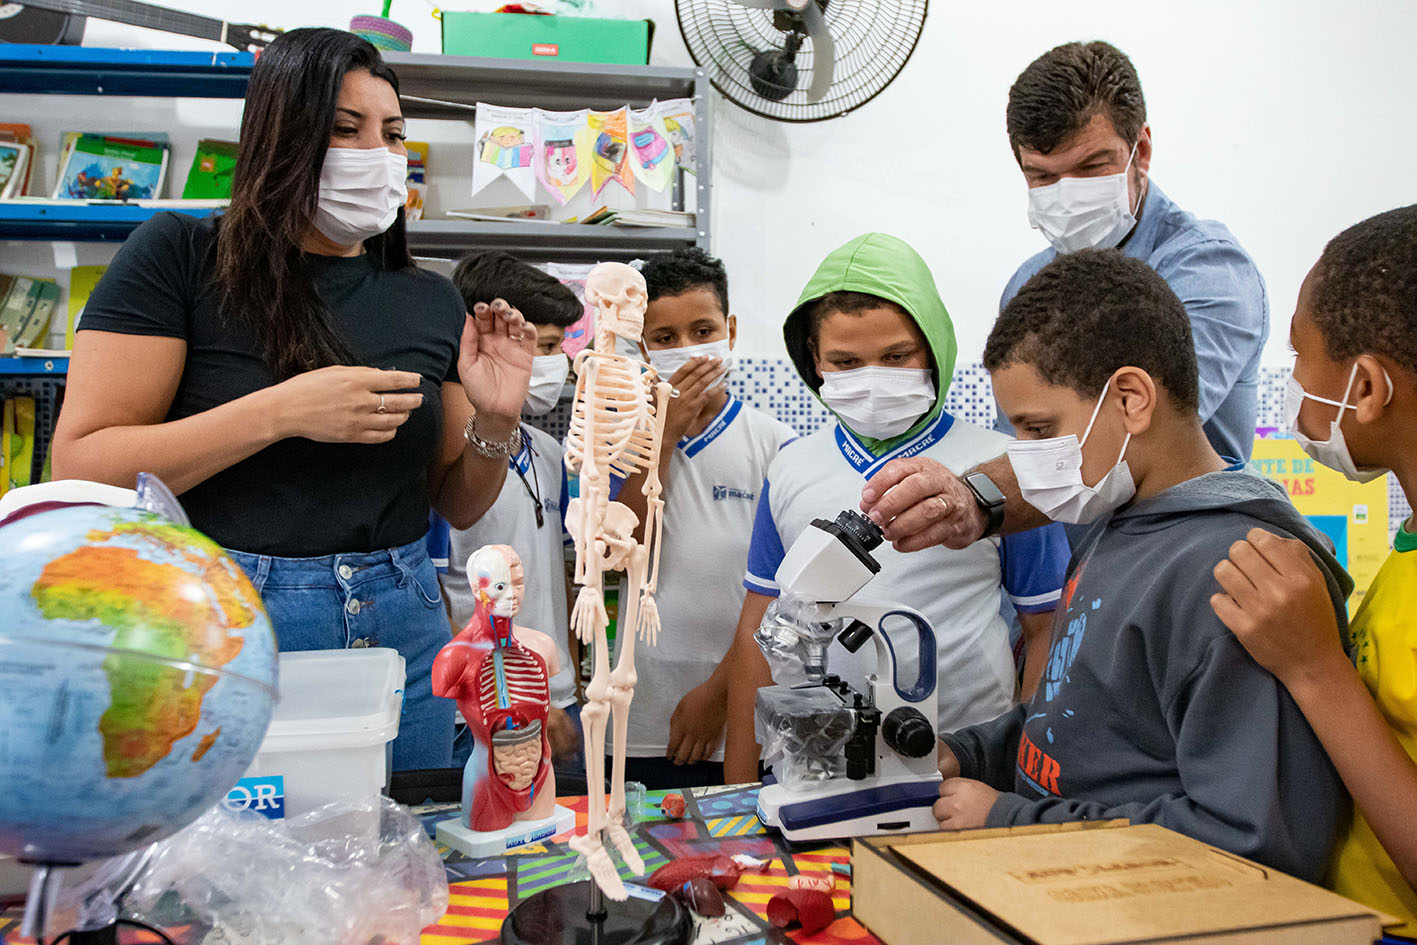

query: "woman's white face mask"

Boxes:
[312, 146, 408, 246]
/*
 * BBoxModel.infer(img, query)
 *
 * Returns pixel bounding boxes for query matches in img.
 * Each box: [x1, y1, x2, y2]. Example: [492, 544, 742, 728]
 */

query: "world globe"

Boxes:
[0, 502, 277, 864]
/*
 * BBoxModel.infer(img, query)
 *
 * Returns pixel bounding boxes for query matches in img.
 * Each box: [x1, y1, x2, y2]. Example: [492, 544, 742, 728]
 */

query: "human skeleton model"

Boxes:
[432, 544, 560, 832]
[564, 262, 673, 900]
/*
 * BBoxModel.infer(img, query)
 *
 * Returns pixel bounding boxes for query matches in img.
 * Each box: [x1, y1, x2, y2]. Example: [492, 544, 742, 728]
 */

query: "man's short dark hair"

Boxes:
[985, 250, 1199, 410]
[639, 246, 729, 316]
[1309, 204, 1417, 375]
[451, 250, 581, 327]
[1006, 41, 1146, 159]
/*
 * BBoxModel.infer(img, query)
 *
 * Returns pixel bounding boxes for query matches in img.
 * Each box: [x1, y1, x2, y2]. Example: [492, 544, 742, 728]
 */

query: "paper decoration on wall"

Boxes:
[628, 103, 675, 193]
[472, 103, 536, 202]
[533, 108, 590, 205]
[1249, 433, 1390, 614]
[659, 99, 697, 176]
[576, 107, 634, 200]
[541, 262, 597, 357]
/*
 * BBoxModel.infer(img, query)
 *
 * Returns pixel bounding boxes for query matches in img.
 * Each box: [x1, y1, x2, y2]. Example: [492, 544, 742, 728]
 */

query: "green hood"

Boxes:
[784, 232, 958, 453]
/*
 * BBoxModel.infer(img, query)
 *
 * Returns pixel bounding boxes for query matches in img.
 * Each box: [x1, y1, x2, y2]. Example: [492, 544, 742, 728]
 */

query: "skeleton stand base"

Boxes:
[500, 880, 690, 945]
[436, 805, 576, 859]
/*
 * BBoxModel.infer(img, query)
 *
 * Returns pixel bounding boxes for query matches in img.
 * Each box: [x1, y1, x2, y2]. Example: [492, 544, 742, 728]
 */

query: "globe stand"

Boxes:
[500, 879, 691, 945]
[21, 858, 175, 945]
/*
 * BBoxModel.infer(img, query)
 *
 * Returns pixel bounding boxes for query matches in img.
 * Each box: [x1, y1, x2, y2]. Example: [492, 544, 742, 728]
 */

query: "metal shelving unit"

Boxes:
[0, 45, 713, 258]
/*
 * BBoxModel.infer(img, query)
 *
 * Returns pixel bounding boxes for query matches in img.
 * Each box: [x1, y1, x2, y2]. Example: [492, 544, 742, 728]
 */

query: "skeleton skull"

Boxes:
[585, 262, 648, 344]
[467, 544, 525, 618]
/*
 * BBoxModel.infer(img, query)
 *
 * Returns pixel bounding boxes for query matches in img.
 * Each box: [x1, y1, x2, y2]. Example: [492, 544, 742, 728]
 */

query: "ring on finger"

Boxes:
[937, 494, 949, 514]
[377, 395, 387, 415]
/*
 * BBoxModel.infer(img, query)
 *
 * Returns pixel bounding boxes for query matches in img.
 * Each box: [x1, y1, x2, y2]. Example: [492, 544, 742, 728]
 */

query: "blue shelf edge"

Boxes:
[0, 203, 221, 242]
[0, 44, 255, 98]
[0, 357, 69, 376]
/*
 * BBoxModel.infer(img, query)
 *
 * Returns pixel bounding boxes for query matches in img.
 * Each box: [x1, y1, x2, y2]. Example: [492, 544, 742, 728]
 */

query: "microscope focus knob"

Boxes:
[882, 707, 935, 759]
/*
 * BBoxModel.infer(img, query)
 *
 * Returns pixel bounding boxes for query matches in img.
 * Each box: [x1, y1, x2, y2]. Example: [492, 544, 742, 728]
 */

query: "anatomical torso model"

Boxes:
[432, 544, 561, 832]
[564, 261, 673, 900]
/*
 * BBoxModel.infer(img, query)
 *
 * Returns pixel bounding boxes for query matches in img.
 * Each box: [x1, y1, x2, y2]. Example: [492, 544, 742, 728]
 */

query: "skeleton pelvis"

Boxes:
[566, 498, 640, 571]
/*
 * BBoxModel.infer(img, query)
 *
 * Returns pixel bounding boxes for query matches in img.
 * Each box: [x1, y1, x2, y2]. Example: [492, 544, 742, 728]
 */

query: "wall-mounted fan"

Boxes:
[675, 0, 927, 123]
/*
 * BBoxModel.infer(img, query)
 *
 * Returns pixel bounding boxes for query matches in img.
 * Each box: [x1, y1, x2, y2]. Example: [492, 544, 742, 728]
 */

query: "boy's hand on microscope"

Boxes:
[663, 357, 728, 444]
[667, 680, 727, 765]
[933, 778, 999, 831]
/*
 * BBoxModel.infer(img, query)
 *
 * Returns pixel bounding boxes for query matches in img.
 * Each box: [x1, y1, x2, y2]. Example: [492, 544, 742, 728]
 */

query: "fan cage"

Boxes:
[675, 0, 928, 123]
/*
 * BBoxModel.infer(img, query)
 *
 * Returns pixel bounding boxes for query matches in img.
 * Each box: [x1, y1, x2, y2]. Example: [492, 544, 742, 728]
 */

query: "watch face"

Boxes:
[966, 473, 1005, 507]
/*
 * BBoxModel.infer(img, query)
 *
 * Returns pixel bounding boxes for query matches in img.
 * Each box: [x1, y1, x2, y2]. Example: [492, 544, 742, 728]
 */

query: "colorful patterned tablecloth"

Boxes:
[420, 785, 879, 945]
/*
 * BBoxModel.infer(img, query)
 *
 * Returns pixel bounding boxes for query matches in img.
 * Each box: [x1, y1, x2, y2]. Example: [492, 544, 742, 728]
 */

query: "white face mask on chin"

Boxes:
[312, 146, 408, 246]
[1284, 363, 1392, 483]
[523, 354, 570, 416]
[819, 365, 935, 440]
[1007, 380, 1137, 524]
[1026, 141, 1141, 254]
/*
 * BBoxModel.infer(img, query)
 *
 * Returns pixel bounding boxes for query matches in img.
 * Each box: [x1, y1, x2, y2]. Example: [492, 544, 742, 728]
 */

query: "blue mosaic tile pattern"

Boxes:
[529, 359, 1411, 538]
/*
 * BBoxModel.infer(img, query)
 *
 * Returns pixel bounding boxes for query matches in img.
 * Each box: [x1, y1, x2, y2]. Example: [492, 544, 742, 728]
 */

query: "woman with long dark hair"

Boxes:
[51, 28, 535, 770]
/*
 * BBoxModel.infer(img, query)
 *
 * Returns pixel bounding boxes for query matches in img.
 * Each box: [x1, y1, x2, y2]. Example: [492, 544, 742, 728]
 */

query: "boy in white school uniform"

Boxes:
[722, 233, 1071, 783]
[443, 251, 584, 764]
[613, 248, 796, 788]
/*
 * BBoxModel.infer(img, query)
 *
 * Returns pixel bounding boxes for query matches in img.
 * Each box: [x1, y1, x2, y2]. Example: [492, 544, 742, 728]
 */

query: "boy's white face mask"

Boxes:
[523, 354, 570, 416]
[1026, 141, 1141, 254]
[647, 338, 734, 387]
[1007, 379, 1136, 524]
[819, 365, 935, 440]
[1284, 362, 1392, 483]
[312, 146, 408, 246]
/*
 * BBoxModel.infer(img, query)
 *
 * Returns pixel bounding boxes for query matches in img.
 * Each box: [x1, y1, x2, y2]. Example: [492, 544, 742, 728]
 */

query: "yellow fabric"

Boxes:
[1328, 526, 1417, 934]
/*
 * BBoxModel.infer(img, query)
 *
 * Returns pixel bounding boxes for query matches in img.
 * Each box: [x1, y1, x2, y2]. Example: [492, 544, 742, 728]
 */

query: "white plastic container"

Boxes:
[238, 648, 404, 820]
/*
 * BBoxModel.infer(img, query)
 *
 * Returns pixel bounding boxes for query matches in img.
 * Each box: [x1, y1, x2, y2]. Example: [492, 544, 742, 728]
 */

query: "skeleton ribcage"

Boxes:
[565, 355, 657, 480]
[476, 645, 549, 720]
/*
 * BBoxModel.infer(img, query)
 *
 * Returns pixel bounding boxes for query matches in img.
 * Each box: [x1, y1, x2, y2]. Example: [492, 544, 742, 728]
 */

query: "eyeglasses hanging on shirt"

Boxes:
[511, 429, 545, 528]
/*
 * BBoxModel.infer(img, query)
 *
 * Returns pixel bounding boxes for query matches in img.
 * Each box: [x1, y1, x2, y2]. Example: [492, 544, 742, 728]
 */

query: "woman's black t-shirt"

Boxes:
[78, 212, 465, 557]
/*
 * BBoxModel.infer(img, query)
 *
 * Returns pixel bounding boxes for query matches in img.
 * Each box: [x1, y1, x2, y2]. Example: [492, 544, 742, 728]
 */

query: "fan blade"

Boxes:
[729, 0, 783, 8]
[801, 1, 835, 104]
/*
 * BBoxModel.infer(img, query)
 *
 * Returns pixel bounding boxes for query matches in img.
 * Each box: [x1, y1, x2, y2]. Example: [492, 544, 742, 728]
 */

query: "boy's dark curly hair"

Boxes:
[1309, 204, 1417, 374]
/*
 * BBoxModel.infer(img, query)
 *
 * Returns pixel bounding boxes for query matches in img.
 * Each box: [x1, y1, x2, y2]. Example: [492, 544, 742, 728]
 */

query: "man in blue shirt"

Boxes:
[1000, 40, 1267, 462]
[858, 41, 1269, 562]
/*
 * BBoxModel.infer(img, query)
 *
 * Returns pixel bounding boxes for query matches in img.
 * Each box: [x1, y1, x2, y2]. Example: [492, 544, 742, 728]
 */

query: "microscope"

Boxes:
[753, 510, 942, 842]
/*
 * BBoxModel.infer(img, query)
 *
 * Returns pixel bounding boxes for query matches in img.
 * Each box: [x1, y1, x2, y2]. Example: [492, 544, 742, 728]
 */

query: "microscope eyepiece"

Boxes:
[833, 509, 884, 552]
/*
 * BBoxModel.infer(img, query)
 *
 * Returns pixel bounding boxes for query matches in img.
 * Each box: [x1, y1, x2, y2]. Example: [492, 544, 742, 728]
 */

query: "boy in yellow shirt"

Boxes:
[1212, 204, 1417, 930]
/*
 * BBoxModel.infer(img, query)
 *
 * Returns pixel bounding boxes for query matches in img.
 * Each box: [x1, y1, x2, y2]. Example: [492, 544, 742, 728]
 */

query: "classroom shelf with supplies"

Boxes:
[0, 42, 714, 482]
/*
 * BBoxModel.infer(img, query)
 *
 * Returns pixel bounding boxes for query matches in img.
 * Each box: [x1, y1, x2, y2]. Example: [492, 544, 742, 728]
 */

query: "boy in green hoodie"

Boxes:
[723, 233, 1070, 783]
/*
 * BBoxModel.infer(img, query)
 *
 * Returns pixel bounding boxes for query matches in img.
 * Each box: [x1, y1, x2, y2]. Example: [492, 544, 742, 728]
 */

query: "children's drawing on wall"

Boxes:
[628, 103, 675, 193]
[533, 108, 590, 204]
[577, 107, 634, 200]
[658, 99, 697, 175]
[472, 103, 536, 201]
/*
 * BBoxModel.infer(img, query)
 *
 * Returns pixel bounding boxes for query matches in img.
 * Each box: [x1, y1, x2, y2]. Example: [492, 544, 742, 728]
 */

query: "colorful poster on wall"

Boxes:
[471, 103, 536, 202]
[658, 98, 697, 175]
[533, 108, 590, 205]
[1249, 434, 1390, 612]
[541, 262, 596, 357]
[576, 107, 633, 200]
[628, 103, 675, 193]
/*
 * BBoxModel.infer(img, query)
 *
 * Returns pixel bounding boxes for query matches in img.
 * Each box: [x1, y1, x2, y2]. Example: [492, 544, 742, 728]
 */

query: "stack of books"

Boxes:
[0, 123, 36, 199]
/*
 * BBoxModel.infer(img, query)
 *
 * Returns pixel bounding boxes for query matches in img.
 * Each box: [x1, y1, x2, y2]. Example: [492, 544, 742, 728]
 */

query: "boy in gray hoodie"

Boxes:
[934, 250, 1349, 883]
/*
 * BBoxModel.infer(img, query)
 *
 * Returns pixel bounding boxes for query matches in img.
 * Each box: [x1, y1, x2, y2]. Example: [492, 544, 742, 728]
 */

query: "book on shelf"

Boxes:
[574, 206, 695, 228]
[13, 347, 72, 359]
[0, 275, 59, 355]
[53, 133, 169, 201]
[66, 264, 107, 348]
[0, 124, 37, 196]
[4, 396, 35, 494]
[405, 140, 428, 221]
[446, 204, 552, 221]
[181, 139, 238, 200]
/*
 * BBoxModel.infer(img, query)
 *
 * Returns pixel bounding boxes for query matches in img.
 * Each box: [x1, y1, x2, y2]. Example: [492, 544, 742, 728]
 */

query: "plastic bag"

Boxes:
[754, 685, 855, 792]
[58, 797, 447, 945]
[754, 594, 838, 687]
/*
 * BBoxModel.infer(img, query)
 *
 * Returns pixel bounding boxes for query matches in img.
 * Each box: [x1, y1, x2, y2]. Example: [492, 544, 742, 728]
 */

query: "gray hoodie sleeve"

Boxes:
[984, 632, 1344, 883]
[941, 704, 1027, 792]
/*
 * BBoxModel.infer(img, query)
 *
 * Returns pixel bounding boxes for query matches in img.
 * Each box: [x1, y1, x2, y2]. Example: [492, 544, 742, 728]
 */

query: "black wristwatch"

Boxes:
[963, 471, 1006, 538]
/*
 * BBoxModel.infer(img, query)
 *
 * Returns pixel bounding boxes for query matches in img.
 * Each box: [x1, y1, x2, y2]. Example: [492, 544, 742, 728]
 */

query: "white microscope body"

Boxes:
[754, 511, 942, 842]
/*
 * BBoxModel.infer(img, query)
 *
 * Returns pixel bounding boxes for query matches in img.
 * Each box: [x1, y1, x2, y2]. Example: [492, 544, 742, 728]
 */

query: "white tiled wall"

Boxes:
[533, 359, 1412, 539]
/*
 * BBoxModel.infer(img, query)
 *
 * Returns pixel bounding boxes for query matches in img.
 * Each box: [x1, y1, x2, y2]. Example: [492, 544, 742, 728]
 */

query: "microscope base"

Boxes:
[757, 776, 941, 842]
